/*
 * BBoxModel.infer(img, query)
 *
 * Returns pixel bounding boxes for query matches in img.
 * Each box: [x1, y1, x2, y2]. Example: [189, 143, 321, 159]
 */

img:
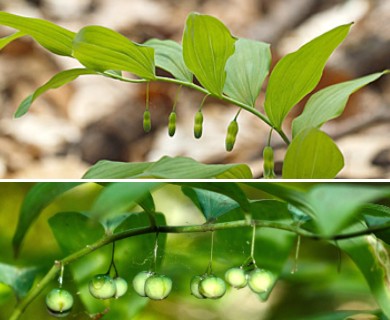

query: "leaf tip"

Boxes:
[14, 95, 33, 118]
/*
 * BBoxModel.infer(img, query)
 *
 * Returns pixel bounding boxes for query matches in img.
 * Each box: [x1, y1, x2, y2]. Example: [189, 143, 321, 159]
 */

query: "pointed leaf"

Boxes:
[137, 192, 156, 213]
[0, 263, 38, 298]
[175, 182, 251, 212]
[82, 160, 150, 179]
[224, 38, 271, 106]
[48, 212, 105, 255]
[14, 68, 98, 118]
[300, 310, 384, 320]
[0, 11, 75, 56]
[144, 156, 252, 179]
[0, 31, 25, 50]
[339, 224, 390, 318]
[244, 182, 314, 216]
[292, 70, 390, 137]
[264, 23, 352, 129]
[72, 26, 155, 79]
[360, 204, 390, 245]
[282, 128, 344, 179]
[182, 187, 240, 221]
[307, 184, 390, 236]
[145, 39, 192, 82]
[12, 182, 85, 257]
[103, 213, 134, 234]
[90, 182, 162, 219]
[82, 156, 253, 179]
[182, 12, 236, 97]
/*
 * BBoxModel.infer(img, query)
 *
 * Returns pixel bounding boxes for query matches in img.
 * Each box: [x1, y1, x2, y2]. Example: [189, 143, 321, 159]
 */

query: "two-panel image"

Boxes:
[0, 0, 389, 319]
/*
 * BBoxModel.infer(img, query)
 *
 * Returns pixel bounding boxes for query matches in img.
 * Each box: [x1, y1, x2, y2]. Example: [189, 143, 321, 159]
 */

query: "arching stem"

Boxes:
[58, 263, 64, 288]
[205, 231, 215, 275]
[172, 85, 182, 113]
[106, 241, 119, 277]
[291, 235, 301, 274]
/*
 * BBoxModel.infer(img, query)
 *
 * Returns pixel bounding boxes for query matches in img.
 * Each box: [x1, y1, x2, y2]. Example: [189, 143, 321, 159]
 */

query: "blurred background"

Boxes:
[0, 182, 383, 319]
[0, 0, 389, 178]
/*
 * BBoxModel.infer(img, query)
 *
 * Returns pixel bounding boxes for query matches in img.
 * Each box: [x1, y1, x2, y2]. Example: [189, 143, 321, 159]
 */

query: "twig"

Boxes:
[9, 219, 390, 320]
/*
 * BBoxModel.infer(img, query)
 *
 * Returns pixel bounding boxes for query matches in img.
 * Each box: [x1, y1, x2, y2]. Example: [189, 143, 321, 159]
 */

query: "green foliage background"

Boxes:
[0, 182, 389, 319]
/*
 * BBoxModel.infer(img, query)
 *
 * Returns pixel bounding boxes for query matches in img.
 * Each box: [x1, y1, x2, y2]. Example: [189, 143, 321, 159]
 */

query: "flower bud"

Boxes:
[225, 120, 239, 151]
[225, 267, 247, 289]
[46, 288, 73, 317]
[133, 271, 153, 297]
[143, 110, 152, 132]
[168, 112, 177, 137]
[199, 275, 226, 299]
[193, 111, 203, 139]
[263, 146, 276, 179]
[190, 275, 205, 299]
[89, 274, 116, 299]
[248, 269, 275, 294]
[114, 277, 128, 299]
[144, 274, 172, 300]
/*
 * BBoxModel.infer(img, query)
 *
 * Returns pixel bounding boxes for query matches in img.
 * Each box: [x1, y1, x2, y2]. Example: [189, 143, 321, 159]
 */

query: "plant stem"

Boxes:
[151, 233, 159, 273]
[107, 242, 119, 277]
[172, 85, 182, 112]
[250, 223, 256, 258]
[291, 235, 301, 274]
[198, 94, 209, 111]
[58, 263, 64, 288]
[145, 82, 150, 111]
[9, 219, 390, 320]
[103, 72, 291, 145]
[207, 231, 214, 274]
[267, 128, 273, 147]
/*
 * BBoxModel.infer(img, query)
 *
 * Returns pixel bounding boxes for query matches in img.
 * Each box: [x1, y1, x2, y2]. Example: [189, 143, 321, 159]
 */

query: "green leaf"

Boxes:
[0, 31, 25, 50]
[224, 38, 271, 106]
[137, 192, 156, 214]
[48, 212, 105, 255]
[83, 160, 150, 179]
[90, 182, 162, 219]
[103, 213, 135, 234]
[14, 68, 98, 118]
[0, 263, 38, 298]
[182, 187, 240, 221]
[292, 70, 390, 137]
[182, 12, 236, 97]
[72, 25, 155, 79]
[360, 204, 390, 245]
[282, 128, 344, 179]
[0, 11, 75, 56]
[300, 310, 384, 320]
[244, 182, 315, 217]
[307, 184, 390, 236]
[176, 182, 251, 212]
[82, 156, 253, 179]
[252, 199, 296, 223]
[264, 23, 352, 129]
[114, 212, 166, 235]
[338, 224, 390, 318]
[12, 182, 85, 257]
[145, 39, 192, 82]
